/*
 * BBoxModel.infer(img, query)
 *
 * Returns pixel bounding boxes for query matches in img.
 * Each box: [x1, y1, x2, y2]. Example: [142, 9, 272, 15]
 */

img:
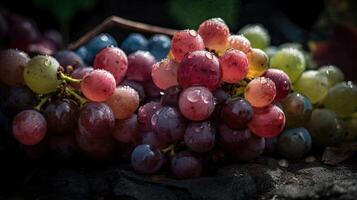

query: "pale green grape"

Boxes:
[293, 70, 329, 104]
[344, 115, 357, 141]
[279, 43, 303, 51]
[24, 55, 60, 94]
[307, 108, 346, 147]
[239, 24, 270, 50]
[323, 81, 357, 117]
[270, 48, 306, 83]
[318, 65, 344, 88]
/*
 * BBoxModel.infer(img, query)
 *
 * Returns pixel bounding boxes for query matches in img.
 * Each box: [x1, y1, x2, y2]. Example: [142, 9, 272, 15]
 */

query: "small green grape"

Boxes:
[270, 48, 306, 83]
[277, 127, 312, 159]
[323, 81, 357, 117]
[239, 24, 270, 50]
[279, 43, 303, 51]
[24, 55, 60, 94]
[318, 65, 344, 88]
[307, 108, 346, 147]
[293, 70, 329, 104]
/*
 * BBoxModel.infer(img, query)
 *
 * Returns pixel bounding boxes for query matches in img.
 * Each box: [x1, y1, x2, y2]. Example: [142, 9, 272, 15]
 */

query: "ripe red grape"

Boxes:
[70, 67, 93, 89]
[151, 58, 179, 90]
[93, 47, 128, 84]
[178, 50, 221, 91]
[179, 86, 215, 121]
[171, 29, 205, 62]
[105, 85, 139, 119]
[171, 151, 202, 179]
[112, 114, 139, 143]
[184, 121, 216, 153]
[263, 69, 291, 102]
[131, 144, 164, 174]
[219, 49, 249, 83]
[245, 77, 276, 108]
[138, 102, 162, 132]
[126, 51, 156, 81]
[220, 97, 253, 130]
[228, 35, 251, 53]
[12, 110, 47, 145]
[81, 69, 116, 102]
[0, 49, 29, 85]
[248, 105, 286, 138]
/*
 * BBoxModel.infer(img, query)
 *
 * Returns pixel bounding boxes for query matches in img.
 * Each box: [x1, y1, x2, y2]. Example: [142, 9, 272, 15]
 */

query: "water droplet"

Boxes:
[205, 52, 213, 59]
[151, 114, 158, 126]
[189, 30, 197, 37]
[187, 89, 201, 103]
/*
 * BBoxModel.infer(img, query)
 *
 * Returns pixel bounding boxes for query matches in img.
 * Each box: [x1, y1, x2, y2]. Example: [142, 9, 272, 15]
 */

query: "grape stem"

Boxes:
[34, 96, 50, 111]
[162, 144, 175, 156]
[65, 87, 87, 106]
[59, 71, 81, 84]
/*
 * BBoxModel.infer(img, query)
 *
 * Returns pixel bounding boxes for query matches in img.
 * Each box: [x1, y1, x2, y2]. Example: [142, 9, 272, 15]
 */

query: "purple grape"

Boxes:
[161, 85, 181, 107]
[112, 114, 140, 143]
[70, 67, 94, 89]
[184, 121, 216, 153]
[53, 50, 85, 70]
[131, 144, 164, 174]
[143, 78, 162, 98]
[220, 97, 253, 130]
[137, 102, 162, 132]
[263, 69, 292, 102]
[126, 51, 156, 81]
[44, 29, 62, 49]
[171, 151, 202, 179]
[141, 131, 167, 149]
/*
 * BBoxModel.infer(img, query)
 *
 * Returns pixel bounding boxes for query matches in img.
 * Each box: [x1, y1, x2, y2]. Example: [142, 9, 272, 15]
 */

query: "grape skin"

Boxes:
[0, 49, 29, 85]
[246, 48, 269, 78]
[281, 92, 313, 128]
[137, 102, 162, 132]
[318, 65, 344, 88]
[221, 97, 253, 130]
[126, 51, 156, 82]
[151, 58, 179, 90]
[70, 67, 93, 89]
[81, 69, 116, 102]
[141, 131, 167, 149]
[112, 114, 139, 143]
[171, 29, 205, 62]
[263, 69, 292, 102]
[239, 24, 270, 50]
[198, 18, 230, 54]
[228, 35, 251, 54]
[120, 79, 146, 103]
[219, 49, 249, 83]
[131, 144, 164, 174]
[244, 77, 276, 108]
[184, 121, 216, 153]
[120, 33, 148, 55]
[53, 50, 85, 70]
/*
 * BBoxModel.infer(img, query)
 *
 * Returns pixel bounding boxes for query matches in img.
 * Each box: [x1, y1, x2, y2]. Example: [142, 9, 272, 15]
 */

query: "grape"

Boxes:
[105, 85, 139, 119]
[143, 78, 162, 98]
[270, 48, 306, 83]
[293, 70, 329, 104]
[263, 69, 292, 102]
[85, 33, 118, 62]
[318, 65, 344, 88]
[178, 50, 221, 91]
[9, 20, 40, 51]
[151, 58, 179, 90]
[171, 29, 205, 62]
[70, 67, 93, 89]
[239, 24, 270, 50]
[49, 134, 79, 160]
[126, 51, 156, 82]
[76, 46, 91, 64]
[219, 49, 249, 83]
[221, 97, 253, 130]
[0, 85, 36, 117]
[53, 50, 85, 71]
[93, 47, 128, 84]
[131, 144, 164, 174]
[323, 81, 357, 117]
[281, 92, 313, 128]
[81, 69, 116, 102]
[264, 137, 277, 155]
[112, 114, 139, 143]
[120, 33, 148, 55]
[228, 35, 251, 54]
[44, 29, 62, 49]
[24, 55, 60, 94]
[151, 107, 186, 143]
[246, 48, 269, 78]
[265, 46, 278, 58]
[0, 49, 29, 85]
[78, 102, 115, 139]
[307, 108, 346, 146]
[344, 116, 357, 141]
[211, 88, 231, 118]
[120, 79, 146, 102]
[218, 123, 251, 149]
[161, 85, 181, 107]
[171, 151, 202, 179]
[248, 105, 286, 138]
[43, 99, 78, 135]
[184, 121, 215, 153]
[138, 102, 162, 132]
[197, 18, 230, 54]
[244, 77, 276, 108]
[141, 131, 167, 149]
[148, 34, 171, 60]
[12, 110, 47, 145]
[277, 127, 312, 159]
[179, 86, 215, 121]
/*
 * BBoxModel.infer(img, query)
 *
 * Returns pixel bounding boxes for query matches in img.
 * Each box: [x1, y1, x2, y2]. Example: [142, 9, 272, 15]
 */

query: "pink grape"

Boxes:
[112, 114, 139, 143]
[244, 77, 276, 108]
[151, 58, 178, 90]
[126, 51, 156, 81]
[81, 69, 116, 102]
[263, 69, 292, 102]
[248, 105, 286, 138]
[178, 50, 221, 91]
[105, 85, 139, 119]
[228, 35, 251, 53]
[12, 110, 46, 145]
[70, 67, 93, 89]
[219, 49, 249, 83]
[179, 86, 215, 121]
[197, 18, 230, 54]
[93, 47, 128, 84]
[171, 29, 205, 62]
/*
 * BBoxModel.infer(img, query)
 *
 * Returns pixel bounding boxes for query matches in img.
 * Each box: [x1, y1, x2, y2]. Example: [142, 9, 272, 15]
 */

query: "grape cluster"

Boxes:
[0, 17, 356, 180]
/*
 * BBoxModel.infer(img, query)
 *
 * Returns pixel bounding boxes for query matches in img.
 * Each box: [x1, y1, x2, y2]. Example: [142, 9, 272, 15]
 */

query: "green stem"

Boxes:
[65, 87, 87, 106]
[34, 96, 50, 111]
[162, 144, 175, 156]
[59, 71, 81, 84]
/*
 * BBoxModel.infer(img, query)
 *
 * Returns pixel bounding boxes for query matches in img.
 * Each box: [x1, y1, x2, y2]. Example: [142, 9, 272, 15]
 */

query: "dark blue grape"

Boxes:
[53, 50, 85, 70]
[85, 33, 117, 63]
[148, 34, 171, 60]
[131, 144, 164, 174]
[277, 127, 312, 159]
[120, 33, 148, 54]
[76, 46, 91, 64]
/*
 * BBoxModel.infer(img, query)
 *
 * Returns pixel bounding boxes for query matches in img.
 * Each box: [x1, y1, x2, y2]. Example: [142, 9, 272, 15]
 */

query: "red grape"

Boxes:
[184, 121, 216, 153]
[126, 51, 156, 81]
[131, 144, 164, 174]
[70, 67, 93, 89]
[81, 69, 116, 102]
[228, 35, 251, 54]
[244, 77, 276, 108]
[263, 69, 292, 102]
[0, 49, 29, 85]
[93, 47, 128, 84]
[248, 105, 286, 138]
[171, 29, 205, 62]
[198, 18, 230, 54]
[12, 110, 46, 145]
[112, 114, 139, 143]
[178, 50, 221, 91]
[151, 58, 178, 90]
[138, 102, 162, 132]
[105, 85, 139, 119]
[219, 49, 249, 83]
[220, 97, 253, 130]
[171, 151, 202, 179]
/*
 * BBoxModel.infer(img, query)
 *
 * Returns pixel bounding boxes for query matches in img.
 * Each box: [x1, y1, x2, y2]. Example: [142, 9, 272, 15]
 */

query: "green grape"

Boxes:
[293, 70, 329, 104]
[24, 55, 60, 94]
[307, 108, 346, 147]
[277, 127, 312, 159]
[239, 24, 270, 50]
[279, 43, 303, 51]
[270, 48, 306, 83]
[344, 115, 357, 141]
[318, 65, 344, 88]
[281, 92, 313, 128]
[323, 81, 357, 117]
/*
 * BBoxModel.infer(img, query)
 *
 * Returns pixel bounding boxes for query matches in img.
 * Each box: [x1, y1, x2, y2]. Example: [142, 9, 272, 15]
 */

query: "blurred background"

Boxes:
[0, 0, 356, 80]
